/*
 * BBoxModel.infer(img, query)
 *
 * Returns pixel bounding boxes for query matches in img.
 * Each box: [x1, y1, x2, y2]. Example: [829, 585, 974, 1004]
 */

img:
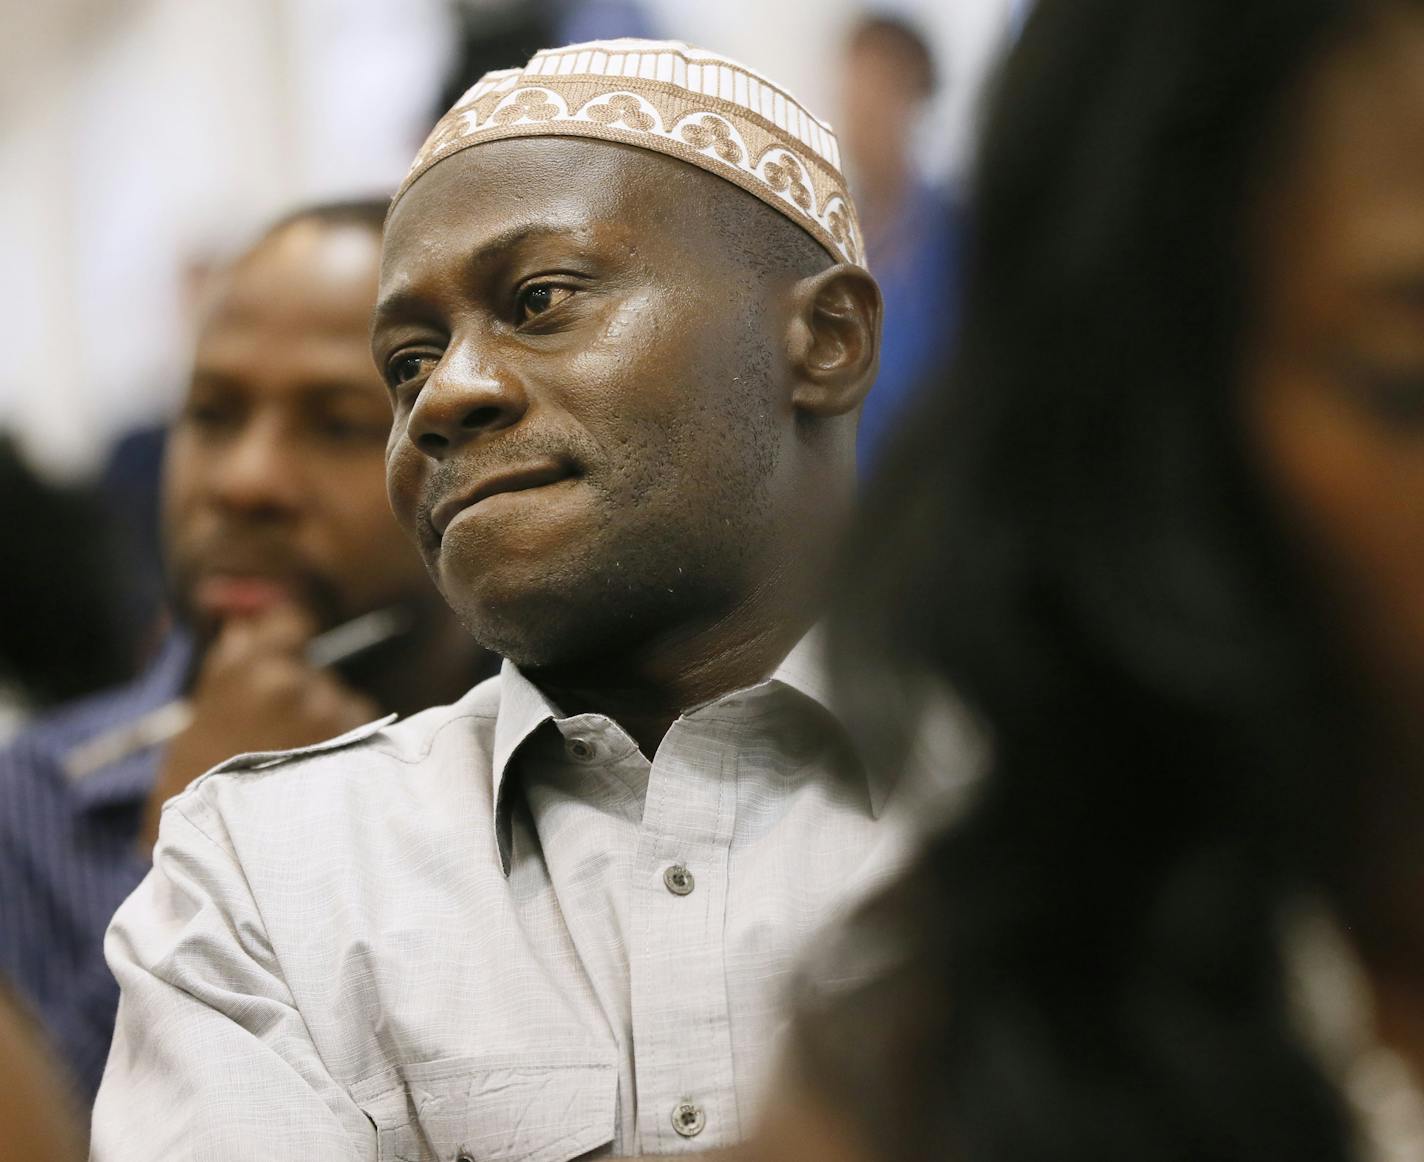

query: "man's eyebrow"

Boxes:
[373, 221, 590, 331]
[461, 221, 587, 276]
[370, 286, 429, 335]
[186, 367, 242, 390]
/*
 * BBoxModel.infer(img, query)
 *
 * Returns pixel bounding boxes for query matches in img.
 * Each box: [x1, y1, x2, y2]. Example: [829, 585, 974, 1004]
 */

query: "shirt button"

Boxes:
[566, 736, 596, 762]
[663, 863, 695, 896]
[671, 1100, 705, 1138]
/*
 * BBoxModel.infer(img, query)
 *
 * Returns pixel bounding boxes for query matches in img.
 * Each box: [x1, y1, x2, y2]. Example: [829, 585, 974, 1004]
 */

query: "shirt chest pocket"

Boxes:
[353, 1052, 618, 1162]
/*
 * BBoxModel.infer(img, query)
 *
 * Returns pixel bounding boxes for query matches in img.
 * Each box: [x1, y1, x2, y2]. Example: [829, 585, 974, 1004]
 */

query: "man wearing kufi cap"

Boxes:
[94, 40, 922, 1159]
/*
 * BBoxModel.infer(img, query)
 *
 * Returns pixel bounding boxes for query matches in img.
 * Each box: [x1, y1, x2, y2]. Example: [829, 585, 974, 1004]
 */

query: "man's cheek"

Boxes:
[384, 451, 425, 537]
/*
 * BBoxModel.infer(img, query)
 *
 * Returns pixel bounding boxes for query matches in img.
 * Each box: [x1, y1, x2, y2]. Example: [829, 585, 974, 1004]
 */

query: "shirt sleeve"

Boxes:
[91, 799, 374, 1161]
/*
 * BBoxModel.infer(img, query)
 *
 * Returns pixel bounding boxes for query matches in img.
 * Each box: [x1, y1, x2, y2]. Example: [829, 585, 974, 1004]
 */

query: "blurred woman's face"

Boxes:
[1248, 7, 1424, 716]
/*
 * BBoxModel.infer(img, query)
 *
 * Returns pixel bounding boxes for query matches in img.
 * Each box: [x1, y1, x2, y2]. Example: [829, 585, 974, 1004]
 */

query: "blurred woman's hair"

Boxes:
[817, 0, 1418, 1158]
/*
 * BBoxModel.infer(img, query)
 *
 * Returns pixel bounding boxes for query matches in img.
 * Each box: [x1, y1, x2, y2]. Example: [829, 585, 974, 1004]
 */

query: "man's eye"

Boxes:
[516, 284, 573, 324]
[183, 401, 239, 431]
[388, 354, 435, 386]
[313, 415, 386, 445]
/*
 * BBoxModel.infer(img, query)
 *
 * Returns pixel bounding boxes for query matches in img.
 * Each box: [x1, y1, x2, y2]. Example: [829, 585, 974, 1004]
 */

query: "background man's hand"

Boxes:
[139, 604, 379, 851]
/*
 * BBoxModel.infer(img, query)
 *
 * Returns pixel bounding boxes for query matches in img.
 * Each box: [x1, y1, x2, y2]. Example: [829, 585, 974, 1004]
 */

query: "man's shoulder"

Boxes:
[154, 671, 508, 874]
[176, 670, 506, 806]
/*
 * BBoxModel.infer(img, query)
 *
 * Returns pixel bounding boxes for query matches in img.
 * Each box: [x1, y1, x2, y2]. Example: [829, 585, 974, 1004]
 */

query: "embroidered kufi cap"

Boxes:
[396, 38, 865, 268]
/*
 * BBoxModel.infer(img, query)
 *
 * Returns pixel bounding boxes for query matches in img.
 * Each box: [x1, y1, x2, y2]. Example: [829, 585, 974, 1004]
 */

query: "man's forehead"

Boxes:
[199, 277, 379, 366]
[206, 224, 379, 318]
[379, 140, 666, 284]
[388, 136, 664, 231]
[192, 303, 384, 383]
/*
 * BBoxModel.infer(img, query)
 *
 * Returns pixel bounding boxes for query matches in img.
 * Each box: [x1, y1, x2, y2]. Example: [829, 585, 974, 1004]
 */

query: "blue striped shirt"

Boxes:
[0, 635, 190, 1101]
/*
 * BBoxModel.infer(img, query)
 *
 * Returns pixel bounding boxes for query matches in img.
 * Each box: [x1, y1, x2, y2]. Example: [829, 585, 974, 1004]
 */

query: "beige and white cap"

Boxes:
[396, 38, 865, 268]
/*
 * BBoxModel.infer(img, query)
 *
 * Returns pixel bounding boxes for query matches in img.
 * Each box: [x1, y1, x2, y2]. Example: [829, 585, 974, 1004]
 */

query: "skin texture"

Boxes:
[1245, 1, 1424, 1091]
[377, 137, 880, 754]
[145, 219, 483, 848]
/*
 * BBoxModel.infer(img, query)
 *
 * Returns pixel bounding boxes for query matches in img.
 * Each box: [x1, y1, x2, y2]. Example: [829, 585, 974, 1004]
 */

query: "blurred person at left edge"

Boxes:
[0, 199, 495, 1105]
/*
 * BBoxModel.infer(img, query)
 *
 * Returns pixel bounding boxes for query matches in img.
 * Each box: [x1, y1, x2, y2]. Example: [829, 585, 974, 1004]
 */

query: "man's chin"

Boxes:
[442, 572, 704, 674]
[444, 583, 588, 671]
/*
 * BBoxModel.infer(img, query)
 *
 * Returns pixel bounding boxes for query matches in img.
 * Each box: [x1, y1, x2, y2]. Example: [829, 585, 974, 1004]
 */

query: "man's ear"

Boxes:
[785, 264, 882, 417]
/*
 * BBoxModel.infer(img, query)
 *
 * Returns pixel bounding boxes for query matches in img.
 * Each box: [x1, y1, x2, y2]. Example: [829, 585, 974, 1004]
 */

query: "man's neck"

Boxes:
[528, 605, 814, 759]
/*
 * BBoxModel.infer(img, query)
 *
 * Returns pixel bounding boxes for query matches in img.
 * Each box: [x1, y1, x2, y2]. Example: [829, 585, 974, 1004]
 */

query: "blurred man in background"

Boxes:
[0, 199, 494, 1106]
[839, 12, 965, 476]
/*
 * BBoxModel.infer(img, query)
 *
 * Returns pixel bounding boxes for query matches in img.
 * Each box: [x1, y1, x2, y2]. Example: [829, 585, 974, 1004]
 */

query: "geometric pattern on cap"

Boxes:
[395, 39, 865, 268]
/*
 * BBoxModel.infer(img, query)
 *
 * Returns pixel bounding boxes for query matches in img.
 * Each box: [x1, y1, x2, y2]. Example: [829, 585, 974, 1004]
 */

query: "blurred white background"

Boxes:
[2, 0, 1018, 478]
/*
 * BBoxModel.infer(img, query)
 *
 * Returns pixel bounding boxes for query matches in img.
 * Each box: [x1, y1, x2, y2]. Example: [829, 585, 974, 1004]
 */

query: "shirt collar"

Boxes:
[763, 626, 835, 715]
[65, 632, 195, 813]
[489, 627, 883, 874]
[761, 628, 891, 817]
[491, 658, 564, 874]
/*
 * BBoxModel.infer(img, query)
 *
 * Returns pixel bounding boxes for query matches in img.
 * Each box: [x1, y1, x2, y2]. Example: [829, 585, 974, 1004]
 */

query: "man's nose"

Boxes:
[208, 417, 306, 518]
[402, 347, 528, 459]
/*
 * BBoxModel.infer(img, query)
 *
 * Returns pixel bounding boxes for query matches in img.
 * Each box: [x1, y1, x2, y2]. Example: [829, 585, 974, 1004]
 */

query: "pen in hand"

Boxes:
[64, 605, 410, 781]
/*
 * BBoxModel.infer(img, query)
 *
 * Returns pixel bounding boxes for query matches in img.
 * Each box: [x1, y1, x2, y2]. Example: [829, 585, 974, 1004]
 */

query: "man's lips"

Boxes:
[191, 574, 297, 618]
[430, 462, 575, 536]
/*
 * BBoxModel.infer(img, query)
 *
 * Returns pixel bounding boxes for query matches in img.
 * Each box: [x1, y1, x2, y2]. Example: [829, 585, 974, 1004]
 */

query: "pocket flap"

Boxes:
[356, 1054, 617, 1162]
